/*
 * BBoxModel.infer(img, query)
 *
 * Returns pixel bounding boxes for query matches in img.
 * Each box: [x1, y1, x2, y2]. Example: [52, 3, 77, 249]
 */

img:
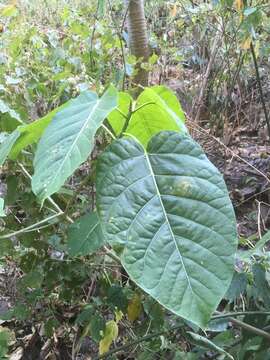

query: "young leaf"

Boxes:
[127, 293, 142, 322]
[67, 212, 104, 257]
[151, 85, 186, 123]
[97, 131, 237, 327]
[126, 86, 187, 146]
[32, 86, 117, 202]
[99, 320, 118, 355]
[0, 130, 20, 166]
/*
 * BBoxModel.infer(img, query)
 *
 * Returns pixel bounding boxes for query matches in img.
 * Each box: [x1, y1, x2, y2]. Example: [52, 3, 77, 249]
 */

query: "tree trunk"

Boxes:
[126, 0, 149, 88]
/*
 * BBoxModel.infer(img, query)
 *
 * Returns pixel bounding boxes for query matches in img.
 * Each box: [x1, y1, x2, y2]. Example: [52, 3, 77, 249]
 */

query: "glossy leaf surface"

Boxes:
[126, 86, 187, 146]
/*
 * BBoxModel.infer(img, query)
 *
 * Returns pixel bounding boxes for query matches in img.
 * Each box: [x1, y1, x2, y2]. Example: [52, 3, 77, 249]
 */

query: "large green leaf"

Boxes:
[96, 131, 237, 327]
[151, 85, 186, 123]
[67, 212, 104, 256]
[107, 86, 187, 145]
[125, 86, 187, 146]
[0, 130, 20, 166]
[32, 86, 117, 202]
[9, 103, 68, 160]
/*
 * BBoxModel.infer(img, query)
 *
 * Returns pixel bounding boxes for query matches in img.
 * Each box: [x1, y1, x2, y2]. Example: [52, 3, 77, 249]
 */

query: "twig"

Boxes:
[0, 213, 62, 239]
[94, 310, 270, 359]
[230, 317, 270, 341]
[89, 1, 100, 71]
[0, 165, 69, 238]
[212, 311, 270, 320]
[107, 0, 128, 91]
[188, 121, 270, 184]
[250, 41, 270, 140]
[19, 163, 73, 223]
[214, 311, 270, 341]
[193, 32, 222, 123]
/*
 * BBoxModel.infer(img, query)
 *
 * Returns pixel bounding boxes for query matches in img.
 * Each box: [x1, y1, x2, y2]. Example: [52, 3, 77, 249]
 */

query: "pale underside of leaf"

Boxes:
[32, 86, 117, 201]
[97, 131, 237, 327]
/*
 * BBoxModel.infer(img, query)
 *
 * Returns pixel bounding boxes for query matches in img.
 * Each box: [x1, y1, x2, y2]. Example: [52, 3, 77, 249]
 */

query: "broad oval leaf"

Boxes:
[96, 131, 237, 327]
[126, 86, 187, 146]
[32, 86, 117, 202]
[67, 212, 104, 257]
[151, 85, 186, 123]
[107, 86, 187, 146]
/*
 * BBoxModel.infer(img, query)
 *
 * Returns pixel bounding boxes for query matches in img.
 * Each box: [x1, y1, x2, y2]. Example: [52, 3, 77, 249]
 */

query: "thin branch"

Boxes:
[188, 121, 270, 184]
[94, 309, 270, 359]
[250, 41, 270, 140]
[213, 311, 270, 341]
[103, 246, 121, 264]
[89, 1, 100, 71]
[107, 0, 128, 91]
[230, 317, 270, 341]
[93, 323, 184, 360]
[19, 163, 73, 223]
[212, 311, 270, 320]
[193, 32, 222, 122]
[0, 213, 62, 239]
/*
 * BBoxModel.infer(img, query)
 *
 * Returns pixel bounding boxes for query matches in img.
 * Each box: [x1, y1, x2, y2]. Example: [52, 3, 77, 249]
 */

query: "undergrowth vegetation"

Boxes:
[0, 0, 270, 359]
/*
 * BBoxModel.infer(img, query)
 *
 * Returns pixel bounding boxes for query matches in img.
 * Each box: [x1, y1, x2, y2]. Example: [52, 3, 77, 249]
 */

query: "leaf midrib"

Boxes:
[143, 148, 193, 294]
[47, 97, 102, 191]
